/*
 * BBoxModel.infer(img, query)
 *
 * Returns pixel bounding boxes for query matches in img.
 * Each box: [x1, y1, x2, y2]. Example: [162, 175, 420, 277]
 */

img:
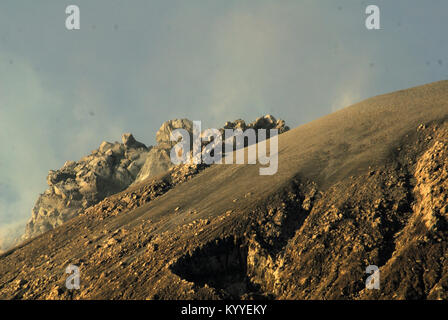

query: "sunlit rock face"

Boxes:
[135, 115, 289, 183]
[135, 119, 194, 183]
[24, 134, 149, 240]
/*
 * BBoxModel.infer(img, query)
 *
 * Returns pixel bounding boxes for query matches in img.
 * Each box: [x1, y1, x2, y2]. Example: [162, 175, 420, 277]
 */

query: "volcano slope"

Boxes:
[1, 80, 448, 300]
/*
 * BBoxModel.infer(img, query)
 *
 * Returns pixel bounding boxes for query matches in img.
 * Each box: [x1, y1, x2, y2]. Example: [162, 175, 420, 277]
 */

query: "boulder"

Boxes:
[135, 147, 173, 182]
[122, 133, 147, 149]
[156, 119, 194, 147]
[249, 114, 290, 133]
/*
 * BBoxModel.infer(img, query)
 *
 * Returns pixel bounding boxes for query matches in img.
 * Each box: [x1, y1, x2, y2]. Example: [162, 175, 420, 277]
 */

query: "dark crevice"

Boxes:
[169, 180, 315, 299]
[170, 237, 273, 299]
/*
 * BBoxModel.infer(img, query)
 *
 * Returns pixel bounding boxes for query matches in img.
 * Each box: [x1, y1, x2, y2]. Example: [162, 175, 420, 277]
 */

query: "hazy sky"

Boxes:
[0, 0, 447, 243]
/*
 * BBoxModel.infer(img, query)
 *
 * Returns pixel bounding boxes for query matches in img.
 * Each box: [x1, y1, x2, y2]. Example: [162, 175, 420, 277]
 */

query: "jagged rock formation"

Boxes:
[223, 114, 289, 134]
[2, 82, 447, 300]
[24, 134, 149, 239]
[134, 119, 194, 183]
[25, 116, 289, 240]
[156, 119, 195, 148]
[135, 115, 289, 183]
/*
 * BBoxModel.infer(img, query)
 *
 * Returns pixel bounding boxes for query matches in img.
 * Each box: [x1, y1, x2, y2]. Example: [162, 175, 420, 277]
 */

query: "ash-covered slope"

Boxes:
[1, 81, 448, 300]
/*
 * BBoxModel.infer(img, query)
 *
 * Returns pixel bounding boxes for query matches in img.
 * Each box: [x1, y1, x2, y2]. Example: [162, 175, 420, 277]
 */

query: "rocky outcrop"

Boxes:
[223, 114, 289, 134]
[156, 119, 194, 149]
[25, 116, 289, 240]
[135, 115, 289, 183]
[24, 134, 149, 239]
[135, 119, 194, 182]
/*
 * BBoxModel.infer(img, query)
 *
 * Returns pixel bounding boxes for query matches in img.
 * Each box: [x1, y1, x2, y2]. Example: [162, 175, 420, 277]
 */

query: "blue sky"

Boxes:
[0, 0, 447, 243]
